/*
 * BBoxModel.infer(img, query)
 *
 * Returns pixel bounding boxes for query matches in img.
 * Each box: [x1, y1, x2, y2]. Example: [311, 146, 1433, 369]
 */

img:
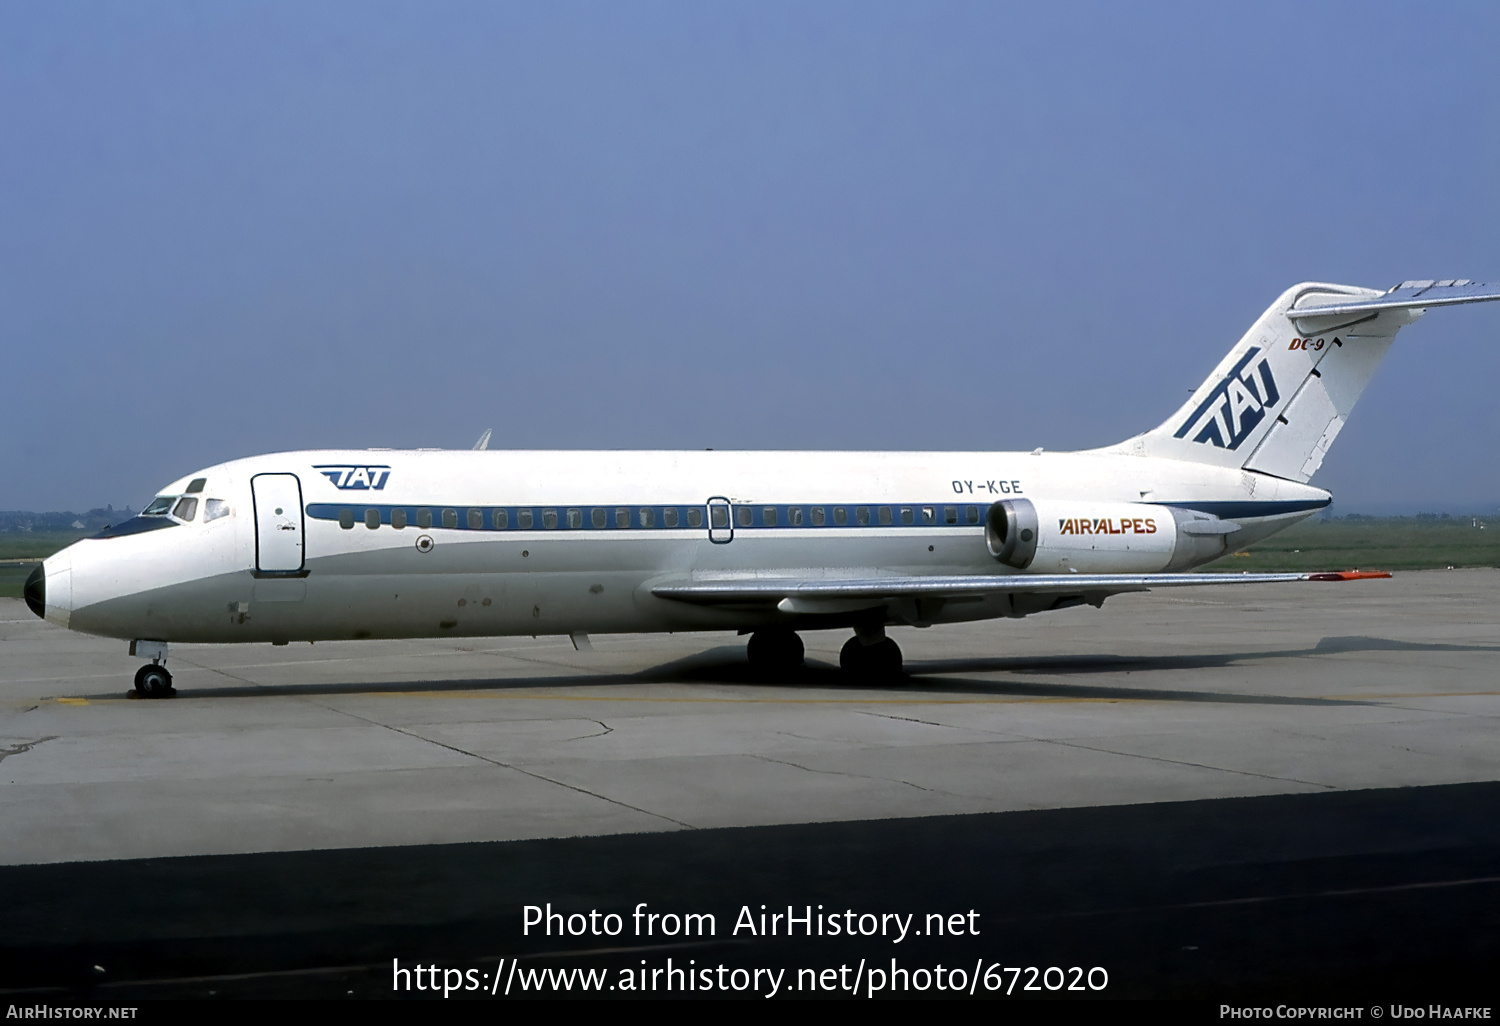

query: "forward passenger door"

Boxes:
[251, 474, 306, 574]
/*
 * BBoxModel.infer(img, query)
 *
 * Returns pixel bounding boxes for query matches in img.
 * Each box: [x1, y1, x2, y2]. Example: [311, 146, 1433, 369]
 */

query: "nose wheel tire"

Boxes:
[840, 637, 903, 680]
[133, 664, 176, 699]
[746, 629, 805, 675]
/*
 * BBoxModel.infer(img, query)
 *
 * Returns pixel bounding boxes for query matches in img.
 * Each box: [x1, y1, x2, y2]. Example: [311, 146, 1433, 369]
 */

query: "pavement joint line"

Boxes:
[0, 736, 56, 764]
[856, 708, 1037, 740]
[566, 720, 614, 741]
[489, 652, 620, 676]
[748, 751, 977, 803]
[855, 710, 953, 728]
[325, 706, 694, 831]
[1032, 737, 1337, 790]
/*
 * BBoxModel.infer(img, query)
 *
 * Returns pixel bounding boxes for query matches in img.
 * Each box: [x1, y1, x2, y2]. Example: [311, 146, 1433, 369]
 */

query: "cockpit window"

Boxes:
[172, 497, 199, 522]
[203, 499, 230, 522]
[185, 478, 207, 494]
[143, 496, 175, 516]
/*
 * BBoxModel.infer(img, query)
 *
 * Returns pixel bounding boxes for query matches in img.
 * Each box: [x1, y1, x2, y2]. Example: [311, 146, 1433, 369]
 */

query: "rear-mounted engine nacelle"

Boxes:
[986, 499, 1235, 573]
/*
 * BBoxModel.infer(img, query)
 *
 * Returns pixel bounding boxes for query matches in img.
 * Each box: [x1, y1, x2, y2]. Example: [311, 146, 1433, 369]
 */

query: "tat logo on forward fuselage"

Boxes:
[314, 465, 392, 490]
[1173, 347, 1280, 450]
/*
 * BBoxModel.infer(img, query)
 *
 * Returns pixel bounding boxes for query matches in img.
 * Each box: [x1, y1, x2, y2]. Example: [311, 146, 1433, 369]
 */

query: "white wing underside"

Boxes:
[653, 570, 1384, 612]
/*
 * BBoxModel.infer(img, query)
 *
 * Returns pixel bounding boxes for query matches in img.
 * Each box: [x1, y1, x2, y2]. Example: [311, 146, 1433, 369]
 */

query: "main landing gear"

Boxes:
[747, 625, 905, 680]
[746, 629, 805, 675]
[839, 625, 904, 680]
[130, 640, 175, 699]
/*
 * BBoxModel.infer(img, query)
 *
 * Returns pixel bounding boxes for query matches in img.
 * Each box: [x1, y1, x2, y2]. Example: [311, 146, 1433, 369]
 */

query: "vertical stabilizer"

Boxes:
[1121, 282, 1424, 482]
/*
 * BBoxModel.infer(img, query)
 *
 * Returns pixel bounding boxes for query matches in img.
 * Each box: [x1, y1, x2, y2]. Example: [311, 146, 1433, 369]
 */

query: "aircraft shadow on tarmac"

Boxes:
[116, 632, 1497, 706]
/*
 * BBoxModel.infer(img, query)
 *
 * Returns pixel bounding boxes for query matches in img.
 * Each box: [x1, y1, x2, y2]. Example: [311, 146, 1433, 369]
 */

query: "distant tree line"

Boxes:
[0, 507, 134, 533]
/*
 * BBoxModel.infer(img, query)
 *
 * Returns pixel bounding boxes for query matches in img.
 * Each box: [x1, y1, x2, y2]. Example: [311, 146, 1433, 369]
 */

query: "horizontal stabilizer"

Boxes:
[1289, 280, 1500, 323]
[1129, 278, 1500, 483]
[653, 570, 1389, 608]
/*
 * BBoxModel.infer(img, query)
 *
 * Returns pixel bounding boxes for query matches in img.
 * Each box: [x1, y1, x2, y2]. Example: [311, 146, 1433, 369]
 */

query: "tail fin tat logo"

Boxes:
[1173, 347, 1280, 450]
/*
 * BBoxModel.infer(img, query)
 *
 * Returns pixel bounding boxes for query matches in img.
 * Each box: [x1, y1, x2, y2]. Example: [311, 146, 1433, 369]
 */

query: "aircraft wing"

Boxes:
[652, 570, 1389, 613]
[1290, 279, 1500, 323]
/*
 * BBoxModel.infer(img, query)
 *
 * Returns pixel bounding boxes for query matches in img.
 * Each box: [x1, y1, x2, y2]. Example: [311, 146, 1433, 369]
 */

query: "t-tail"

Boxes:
[1120, 279, 1500, 482]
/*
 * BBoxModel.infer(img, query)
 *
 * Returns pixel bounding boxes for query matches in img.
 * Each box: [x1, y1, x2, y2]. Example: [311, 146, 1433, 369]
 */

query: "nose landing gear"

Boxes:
[129, 640, 175, 699]
[132, 664, 176, 699]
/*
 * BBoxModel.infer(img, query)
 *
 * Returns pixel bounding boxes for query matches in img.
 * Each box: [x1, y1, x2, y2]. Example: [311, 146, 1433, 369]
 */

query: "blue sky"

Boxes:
[3, 2, 1497, 511]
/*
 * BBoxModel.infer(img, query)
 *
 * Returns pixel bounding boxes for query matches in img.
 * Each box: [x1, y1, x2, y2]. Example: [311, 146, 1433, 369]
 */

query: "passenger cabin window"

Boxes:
[203, 499, 230, 523]
[143, 497, 174, 516]
[834, 507, 847, 526]
[664, 508, 679, 528]
[944, 506, 958, 525]
[391, 508, 407, 529]
[339, 509, 355, 530]
[443, 509, 458, 529]
[543, 509, 558, 529]
[185, 478, 207, 494]
[711, 506, 729, 528]
[590, 508, 605, 529]
[570, 508, 585, 529]
[172, 497, 198, 522]
[856, 507, 870, 526]
[878, 506, 892, 525]
[922, 507, 935, 525]
[811, 507, 825, 526]
[900, 507, 914, 525]
[492, 509, 507, 529]
[616, 508, 630, 528]
[967, 505, 980, 524]
[365, 509, 380, 529]
[468, 509, 483, 530]
[737, 507, 753, 528]
[418, 508, 433, 529]
[762, 506, 777, 526]
[788, 507, 803, 526]
[517, 509, 533, 529]
[639, 508, 654, 528]
[686, 508, 703, 528]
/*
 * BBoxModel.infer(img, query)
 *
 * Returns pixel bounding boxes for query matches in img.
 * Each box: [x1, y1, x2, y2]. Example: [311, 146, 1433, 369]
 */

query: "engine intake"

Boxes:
[985, 499, 1039, 569]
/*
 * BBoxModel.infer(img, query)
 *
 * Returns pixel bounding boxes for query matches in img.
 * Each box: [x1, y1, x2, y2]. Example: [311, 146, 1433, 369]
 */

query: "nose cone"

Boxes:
[24, 564, 45, 619]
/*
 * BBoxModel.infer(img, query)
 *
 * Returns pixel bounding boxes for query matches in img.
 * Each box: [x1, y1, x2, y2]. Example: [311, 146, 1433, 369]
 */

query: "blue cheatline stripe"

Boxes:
[304, 497, 1329, 534]
[1159, 499, 1330, 518]
[304, 501, 990, 532]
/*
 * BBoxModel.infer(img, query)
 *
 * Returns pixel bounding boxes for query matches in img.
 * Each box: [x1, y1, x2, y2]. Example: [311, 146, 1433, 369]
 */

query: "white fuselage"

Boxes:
[38, 448, 1329, 645]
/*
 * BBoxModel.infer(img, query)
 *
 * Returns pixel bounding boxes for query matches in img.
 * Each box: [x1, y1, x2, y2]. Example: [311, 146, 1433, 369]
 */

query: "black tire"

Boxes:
[134, 664, 175, 699]
[747, 630, 805, 674]
[871, 638, 903, 678]
[840, 637, 903, 680]
[839, 636, 867, 675]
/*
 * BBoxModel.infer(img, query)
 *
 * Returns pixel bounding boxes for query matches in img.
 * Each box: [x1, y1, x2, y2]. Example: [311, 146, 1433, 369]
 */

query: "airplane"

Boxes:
[23, 279, 1500, 698]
